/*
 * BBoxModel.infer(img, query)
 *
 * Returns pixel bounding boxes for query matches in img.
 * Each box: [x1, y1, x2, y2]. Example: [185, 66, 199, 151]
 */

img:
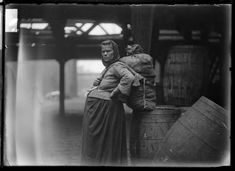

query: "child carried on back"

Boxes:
[119, 44, 157, 111]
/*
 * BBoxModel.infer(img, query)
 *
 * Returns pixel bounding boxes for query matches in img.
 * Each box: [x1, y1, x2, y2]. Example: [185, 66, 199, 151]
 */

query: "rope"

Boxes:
[143, 77, 147, 109]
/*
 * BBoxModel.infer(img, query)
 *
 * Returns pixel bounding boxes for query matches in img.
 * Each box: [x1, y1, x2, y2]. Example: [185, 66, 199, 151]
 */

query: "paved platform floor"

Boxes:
[36, 99, 132, 166]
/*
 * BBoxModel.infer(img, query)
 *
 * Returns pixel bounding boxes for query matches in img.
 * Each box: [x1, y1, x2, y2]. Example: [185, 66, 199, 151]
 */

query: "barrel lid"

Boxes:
[135, 105, 181, 115]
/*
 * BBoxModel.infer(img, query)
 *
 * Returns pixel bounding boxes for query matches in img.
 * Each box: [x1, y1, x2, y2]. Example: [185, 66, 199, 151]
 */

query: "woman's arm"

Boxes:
[111, 63, 135, 97]
[93, 68, 106, 86]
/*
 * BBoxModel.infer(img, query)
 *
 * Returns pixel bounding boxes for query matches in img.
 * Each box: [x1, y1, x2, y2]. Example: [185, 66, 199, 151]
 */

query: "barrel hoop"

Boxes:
[199, 97, 228, 123]
[138, 139, 165, 140]
[191, 106, 228, 129]
[177, 119, 218, 151]
[200, 96, 227, 114]
[140, 121, 178, 123]
[136, 111, 180, 115]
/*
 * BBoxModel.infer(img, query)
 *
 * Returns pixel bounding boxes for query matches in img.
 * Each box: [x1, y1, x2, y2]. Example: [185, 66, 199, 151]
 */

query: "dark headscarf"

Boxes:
[101, 40, 120, 67]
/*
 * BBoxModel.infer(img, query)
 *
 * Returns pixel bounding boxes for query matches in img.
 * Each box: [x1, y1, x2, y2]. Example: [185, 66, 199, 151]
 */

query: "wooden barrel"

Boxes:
[130, 106, 181, 164]
[163, 45, 209, 106]
[154, 96, 229, 164]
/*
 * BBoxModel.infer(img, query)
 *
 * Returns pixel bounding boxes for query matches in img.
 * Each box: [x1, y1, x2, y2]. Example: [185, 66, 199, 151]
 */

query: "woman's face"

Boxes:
[101, 44, 114, 62]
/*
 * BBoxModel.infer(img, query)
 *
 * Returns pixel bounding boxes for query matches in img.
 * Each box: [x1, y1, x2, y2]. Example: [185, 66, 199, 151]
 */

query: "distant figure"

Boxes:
[120, 44, 156, 111]
[81, 40, 136, 166]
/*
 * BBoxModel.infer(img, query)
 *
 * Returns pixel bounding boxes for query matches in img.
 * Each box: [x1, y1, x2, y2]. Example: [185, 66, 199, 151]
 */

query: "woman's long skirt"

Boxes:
[81, 97, 127, 166]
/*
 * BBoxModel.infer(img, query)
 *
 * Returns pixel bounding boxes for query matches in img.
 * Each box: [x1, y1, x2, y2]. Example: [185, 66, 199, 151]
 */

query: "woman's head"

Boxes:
[101, 40, 120, 67]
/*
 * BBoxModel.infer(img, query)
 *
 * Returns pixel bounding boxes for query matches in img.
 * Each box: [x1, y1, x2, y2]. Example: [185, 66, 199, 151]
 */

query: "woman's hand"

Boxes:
[110, 88, 120, 99]
[93, 78, 102, 86]
[110, 88, 128, 103]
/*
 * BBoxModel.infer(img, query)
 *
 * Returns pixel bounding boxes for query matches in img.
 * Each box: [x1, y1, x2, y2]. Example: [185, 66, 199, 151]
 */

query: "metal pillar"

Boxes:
[48, 18, 66, 116]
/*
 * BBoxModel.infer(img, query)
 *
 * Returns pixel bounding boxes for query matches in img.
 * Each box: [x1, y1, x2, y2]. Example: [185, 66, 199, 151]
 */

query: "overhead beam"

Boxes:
[11, 4, 131, 23]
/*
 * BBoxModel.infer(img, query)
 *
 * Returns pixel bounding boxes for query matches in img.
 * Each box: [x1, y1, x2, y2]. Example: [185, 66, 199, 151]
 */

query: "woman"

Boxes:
[81, 40, 135, 166]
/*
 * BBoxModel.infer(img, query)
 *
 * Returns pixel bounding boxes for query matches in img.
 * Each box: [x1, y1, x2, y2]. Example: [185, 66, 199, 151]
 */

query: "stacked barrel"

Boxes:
[154, 96, 229, 164]
[130, 105, 181, 164]
[163, 45, 209, 107]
